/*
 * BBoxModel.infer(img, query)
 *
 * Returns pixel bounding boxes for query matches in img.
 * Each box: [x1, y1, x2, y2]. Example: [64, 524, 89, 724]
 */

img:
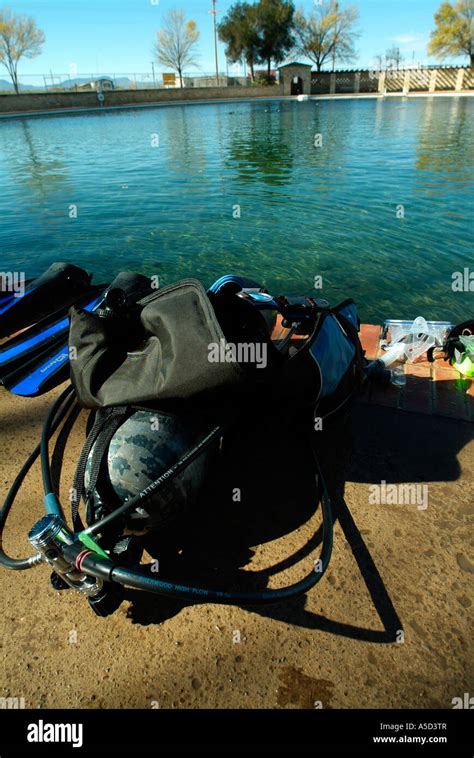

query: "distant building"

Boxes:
[182, 75, 230, 88]
[278, 63, 312, 95]
[78, 78, 114, 92]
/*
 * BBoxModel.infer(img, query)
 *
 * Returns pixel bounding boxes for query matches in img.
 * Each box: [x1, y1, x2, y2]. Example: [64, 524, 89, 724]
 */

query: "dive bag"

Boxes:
[69, 277, 365, 540]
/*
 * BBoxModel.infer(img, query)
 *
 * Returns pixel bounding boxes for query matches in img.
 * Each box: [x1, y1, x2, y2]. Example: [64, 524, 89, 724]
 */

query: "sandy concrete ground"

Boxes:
[0, 382, 472, 710]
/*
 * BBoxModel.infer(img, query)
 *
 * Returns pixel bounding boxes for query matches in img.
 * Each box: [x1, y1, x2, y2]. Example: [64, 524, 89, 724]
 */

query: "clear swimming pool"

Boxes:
[0, 96, 472, 323]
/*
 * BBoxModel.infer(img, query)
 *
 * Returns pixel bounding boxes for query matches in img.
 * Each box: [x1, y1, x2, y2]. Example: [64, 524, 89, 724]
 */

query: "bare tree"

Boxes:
[373, 53, 385, 70]
[153, 9, 199, 88]
[293, 1, 359, 72]
[330, 1, 360, 70]
[0, 7, 45, 93]
[385, 45, 404, 69]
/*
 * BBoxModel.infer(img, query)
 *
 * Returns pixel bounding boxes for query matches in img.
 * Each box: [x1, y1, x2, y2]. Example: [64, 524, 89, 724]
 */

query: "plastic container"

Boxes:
[382, 319, 452, 347]
[390, 365, 406, 387]
[381, 318, 453, 363]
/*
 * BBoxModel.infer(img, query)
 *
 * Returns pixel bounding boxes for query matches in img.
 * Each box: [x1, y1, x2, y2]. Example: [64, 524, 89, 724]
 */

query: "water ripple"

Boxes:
[0, 97, 472, 322]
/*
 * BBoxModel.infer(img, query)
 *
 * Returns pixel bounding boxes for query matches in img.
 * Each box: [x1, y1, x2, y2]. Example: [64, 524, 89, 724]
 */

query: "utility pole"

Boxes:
[209, 0, 220, 84]
[151, 61, 156, 88]
[332, 0, 339, 72]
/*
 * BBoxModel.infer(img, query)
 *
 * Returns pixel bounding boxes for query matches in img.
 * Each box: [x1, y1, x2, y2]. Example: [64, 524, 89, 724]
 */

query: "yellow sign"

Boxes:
[162, 73, 176, 86]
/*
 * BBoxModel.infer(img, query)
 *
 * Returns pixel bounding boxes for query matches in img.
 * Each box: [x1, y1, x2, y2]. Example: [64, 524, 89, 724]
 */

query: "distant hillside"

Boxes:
[0, 79, 38, 92]
[61, 77, 155, 89]
[0, 76, 154, 93]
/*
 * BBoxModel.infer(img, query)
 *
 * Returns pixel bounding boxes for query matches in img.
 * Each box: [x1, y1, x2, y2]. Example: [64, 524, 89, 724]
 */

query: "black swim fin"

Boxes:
[2, 271, 155, 397]
[0, 285, 106, 381]
[0, 262, 92, 338]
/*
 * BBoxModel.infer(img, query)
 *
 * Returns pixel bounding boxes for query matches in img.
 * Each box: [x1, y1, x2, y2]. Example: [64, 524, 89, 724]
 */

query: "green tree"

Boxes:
[218, 2, 260, 79]
[256, 0, 295, 80]
[0, 6, 45, 94]
[153, 9, 199, 88]
[293, 1, 359, 72]
[428, 0, 474, 66]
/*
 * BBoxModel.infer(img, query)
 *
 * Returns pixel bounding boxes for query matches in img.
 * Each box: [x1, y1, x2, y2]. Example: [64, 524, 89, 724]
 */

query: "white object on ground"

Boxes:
[378, 342, 406, 367]
[404, 316, 436, 363]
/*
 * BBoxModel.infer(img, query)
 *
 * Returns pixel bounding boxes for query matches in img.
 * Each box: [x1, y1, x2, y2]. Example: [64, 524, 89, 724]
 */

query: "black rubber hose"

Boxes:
[64, 446, 333, 605]
[41, 385, 75, 496]
[0, 386, 76, 570]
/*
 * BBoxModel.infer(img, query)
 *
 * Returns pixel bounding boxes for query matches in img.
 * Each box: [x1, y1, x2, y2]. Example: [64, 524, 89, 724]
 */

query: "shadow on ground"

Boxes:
[122, 402, 473, 637]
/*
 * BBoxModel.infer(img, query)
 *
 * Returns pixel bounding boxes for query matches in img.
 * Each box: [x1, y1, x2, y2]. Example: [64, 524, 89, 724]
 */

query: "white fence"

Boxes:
[311, 67, 474, 95]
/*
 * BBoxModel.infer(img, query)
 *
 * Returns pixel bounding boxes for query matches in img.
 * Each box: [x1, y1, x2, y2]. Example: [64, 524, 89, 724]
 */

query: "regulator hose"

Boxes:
[0, 386, 76, 570]
[63, 452, 333, 605]
[41, 385, 77, 497]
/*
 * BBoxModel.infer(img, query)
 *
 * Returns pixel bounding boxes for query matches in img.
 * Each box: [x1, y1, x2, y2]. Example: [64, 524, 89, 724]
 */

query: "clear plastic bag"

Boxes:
[381, 318, 452, 363]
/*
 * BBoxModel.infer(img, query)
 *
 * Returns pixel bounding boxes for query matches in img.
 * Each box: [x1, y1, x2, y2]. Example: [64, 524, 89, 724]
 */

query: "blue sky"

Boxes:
[4, 0, 469, 82]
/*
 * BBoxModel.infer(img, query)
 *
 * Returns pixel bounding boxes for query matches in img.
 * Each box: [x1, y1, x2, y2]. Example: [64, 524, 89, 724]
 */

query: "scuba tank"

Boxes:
[83, 409, 218, 535]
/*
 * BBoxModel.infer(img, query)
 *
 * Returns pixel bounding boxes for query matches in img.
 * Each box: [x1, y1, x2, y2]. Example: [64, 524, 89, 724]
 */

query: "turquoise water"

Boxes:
[0, 97, 473, 323]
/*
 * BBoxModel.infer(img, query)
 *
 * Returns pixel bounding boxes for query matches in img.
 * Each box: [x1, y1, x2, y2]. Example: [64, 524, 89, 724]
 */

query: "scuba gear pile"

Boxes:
[0, 273, 387, 616]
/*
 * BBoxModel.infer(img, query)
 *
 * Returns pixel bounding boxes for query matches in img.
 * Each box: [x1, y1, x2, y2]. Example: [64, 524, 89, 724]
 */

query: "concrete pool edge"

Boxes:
[0, 90, 473, 120]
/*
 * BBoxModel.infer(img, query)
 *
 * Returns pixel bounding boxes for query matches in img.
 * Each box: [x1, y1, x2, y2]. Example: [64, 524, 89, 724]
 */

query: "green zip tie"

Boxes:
[77, 532, 110, 559]
[55, 531, 71, 545]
